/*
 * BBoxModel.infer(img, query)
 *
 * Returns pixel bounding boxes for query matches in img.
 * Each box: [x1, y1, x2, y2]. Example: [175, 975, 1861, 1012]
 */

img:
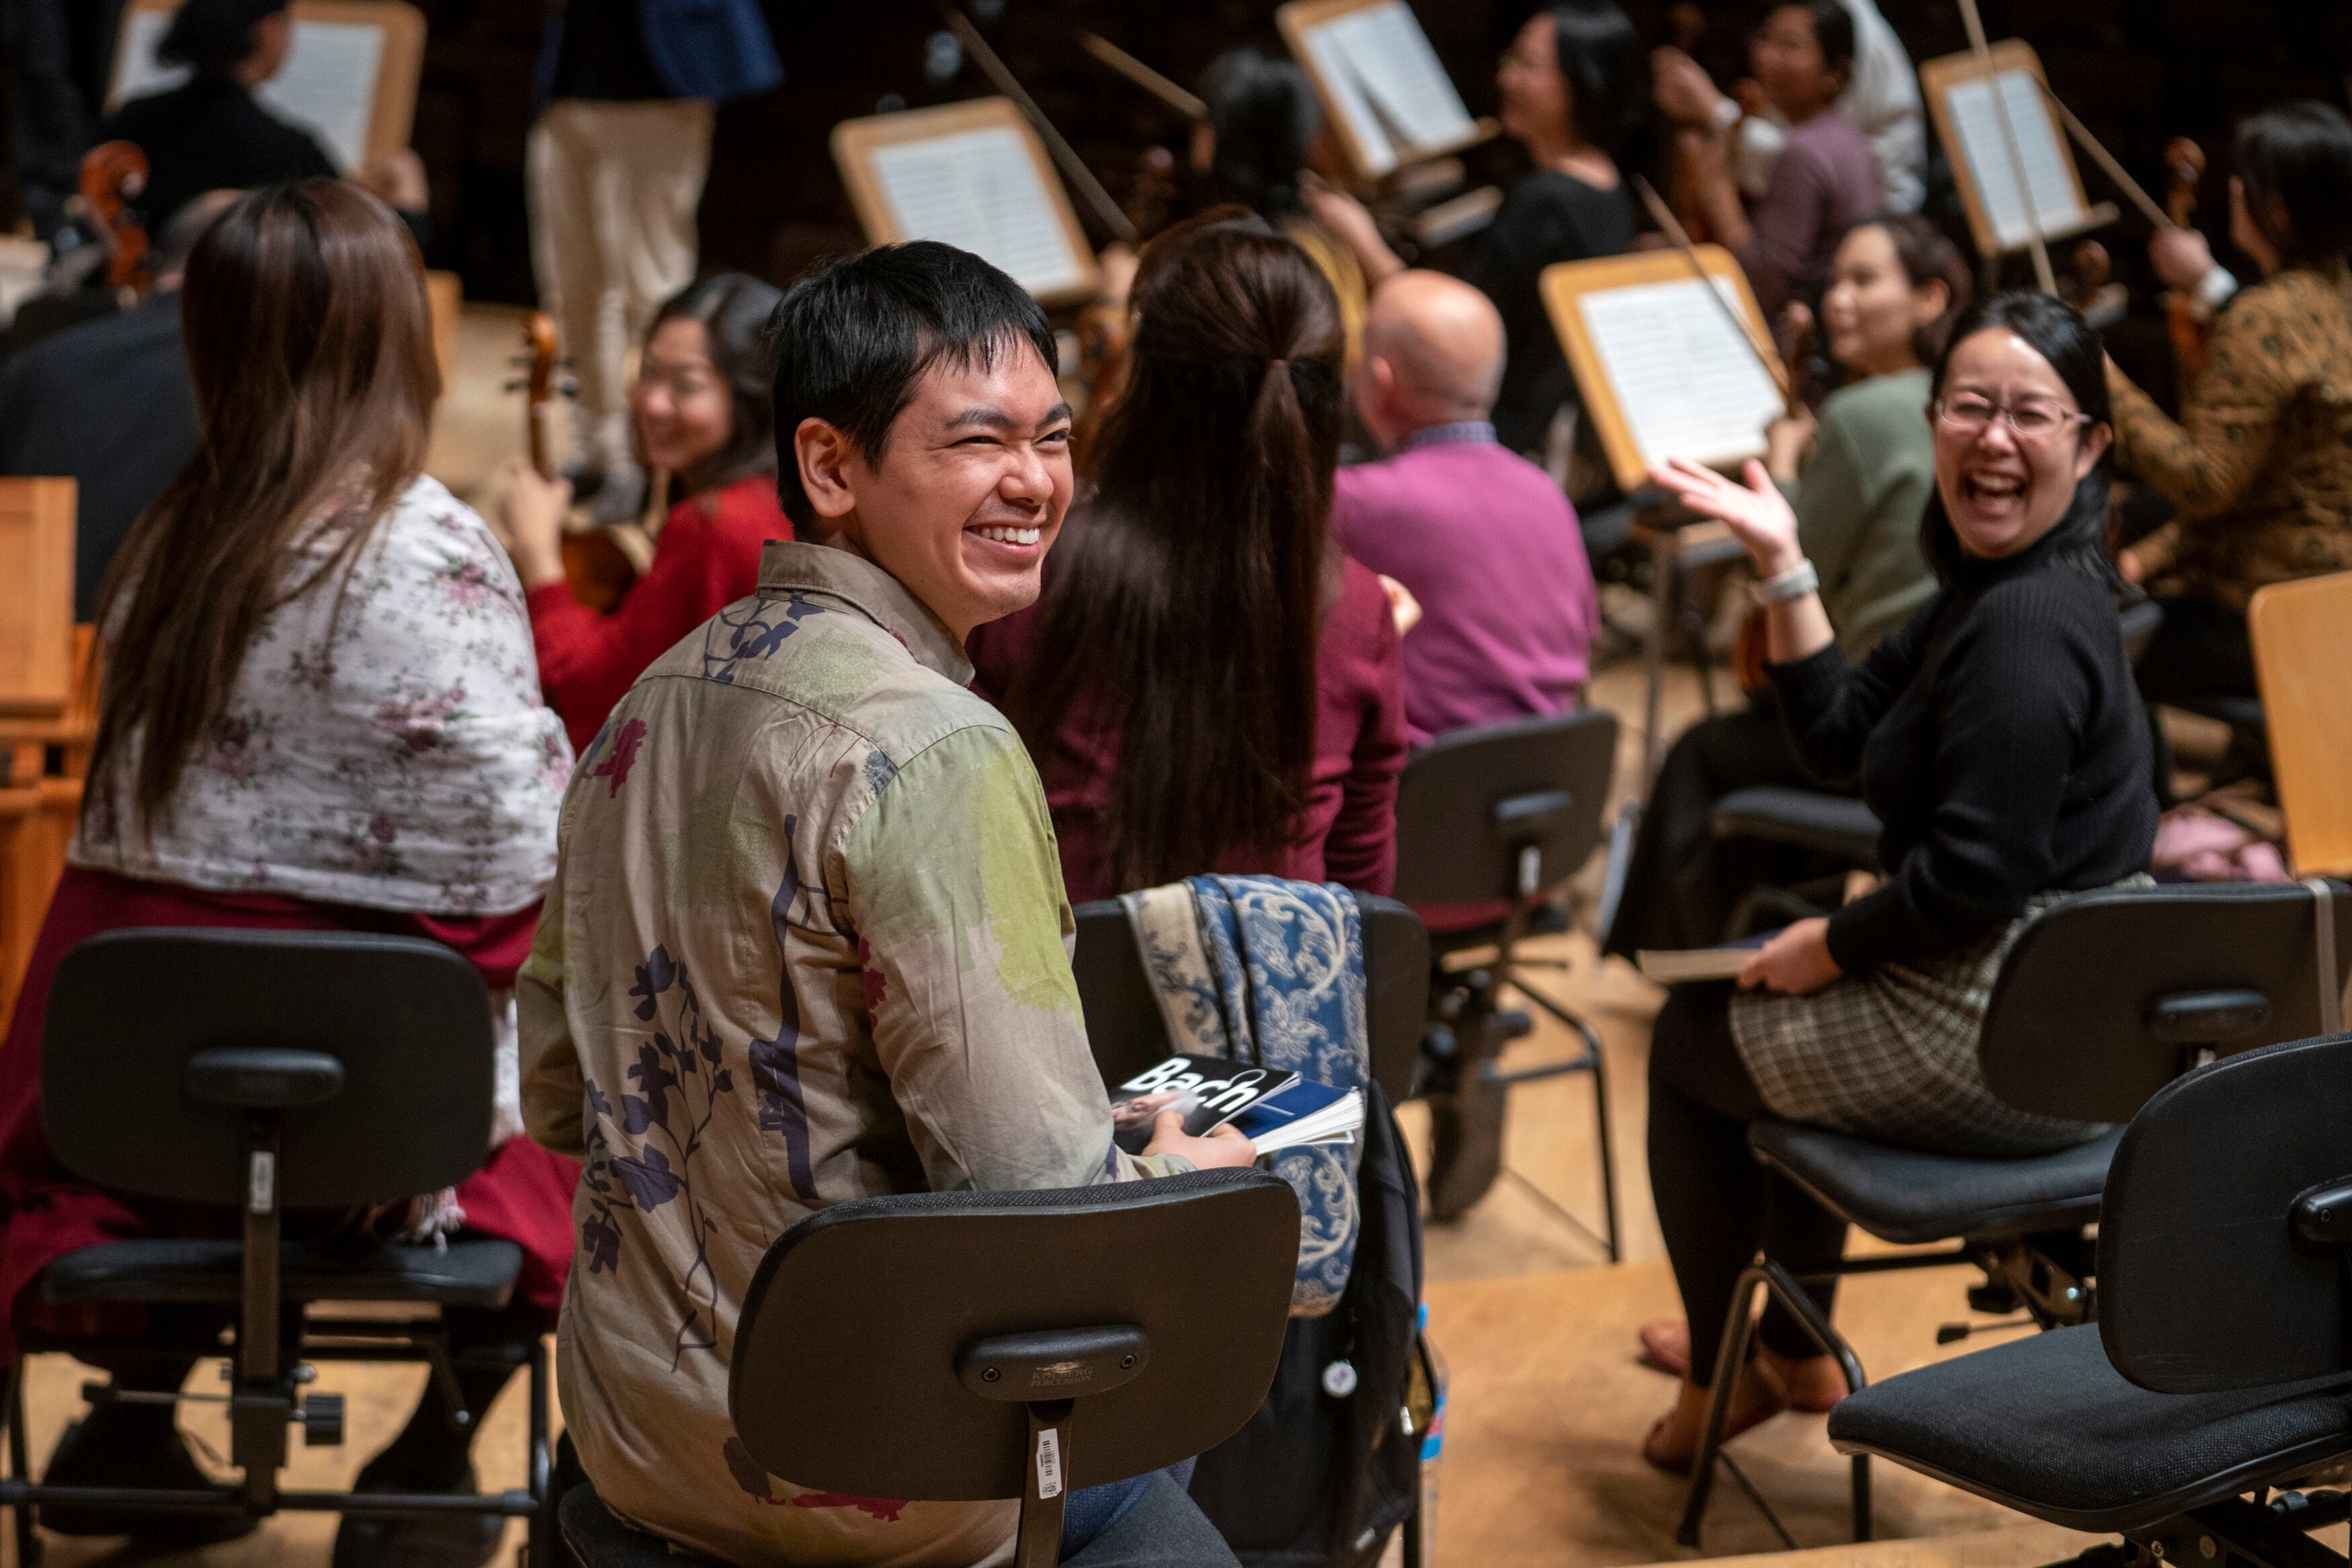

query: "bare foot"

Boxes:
[1640, 1362, 1788, 1475]
[1638, 1319, 1848, 1413]
[1636, 1317, 1689, 1378]
[1761, 1346, 1850, 1412]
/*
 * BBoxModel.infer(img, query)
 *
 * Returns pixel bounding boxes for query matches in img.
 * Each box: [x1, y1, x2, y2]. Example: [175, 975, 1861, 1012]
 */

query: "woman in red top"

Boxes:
[505, 272, 788, 752]
[970, 212, 1408, 904]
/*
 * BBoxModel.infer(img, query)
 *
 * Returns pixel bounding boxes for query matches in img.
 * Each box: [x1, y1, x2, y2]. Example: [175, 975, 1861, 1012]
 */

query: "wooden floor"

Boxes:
[0, 306, 2104, 1566]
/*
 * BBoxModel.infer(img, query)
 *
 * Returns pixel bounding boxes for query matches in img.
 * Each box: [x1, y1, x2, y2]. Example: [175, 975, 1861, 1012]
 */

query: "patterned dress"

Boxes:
[519, 541, 1191, 1567]
[2109, 264, 2352, 613]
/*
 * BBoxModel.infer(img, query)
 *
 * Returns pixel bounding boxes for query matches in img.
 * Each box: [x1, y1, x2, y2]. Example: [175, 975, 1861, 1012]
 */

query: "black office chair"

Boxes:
[0, 929, 551, 1565]
[1705, 599, 2169, 937]
[1677, 879, 2352, 1549]
[1829, 1030, 2352, 1566]
[560, 1169, 1302, 1567]
[1391, 709, 1622, 1253]
[1070, 890, 1430, 1110]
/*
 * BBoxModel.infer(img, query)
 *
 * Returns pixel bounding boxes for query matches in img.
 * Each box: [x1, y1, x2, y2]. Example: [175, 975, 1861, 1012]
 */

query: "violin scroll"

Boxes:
[77, 141, 152, 296]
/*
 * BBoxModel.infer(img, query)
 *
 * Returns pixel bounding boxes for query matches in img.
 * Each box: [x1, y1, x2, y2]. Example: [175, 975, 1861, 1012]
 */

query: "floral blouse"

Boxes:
[520, 541, 1187, 1567]
[73, 474, 571, 916]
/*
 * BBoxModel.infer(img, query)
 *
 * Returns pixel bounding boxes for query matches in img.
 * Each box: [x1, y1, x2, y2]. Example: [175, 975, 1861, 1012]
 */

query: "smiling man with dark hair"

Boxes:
[520, 241, 1251, 1566]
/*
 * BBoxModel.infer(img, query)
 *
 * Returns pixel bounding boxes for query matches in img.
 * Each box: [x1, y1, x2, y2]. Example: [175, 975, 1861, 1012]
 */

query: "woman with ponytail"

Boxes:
[970, 211, 1408, 902]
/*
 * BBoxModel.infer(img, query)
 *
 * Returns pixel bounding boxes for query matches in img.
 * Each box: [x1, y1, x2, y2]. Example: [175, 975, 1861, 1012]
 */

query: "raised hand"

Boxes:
[1647, 456, 1802, 576]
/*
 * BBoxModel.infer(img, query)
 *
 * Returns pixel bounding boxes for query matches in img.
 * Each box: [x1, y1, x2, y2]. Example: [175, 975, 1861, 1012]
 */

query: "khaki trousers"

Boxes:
[526, 97, 714, 472]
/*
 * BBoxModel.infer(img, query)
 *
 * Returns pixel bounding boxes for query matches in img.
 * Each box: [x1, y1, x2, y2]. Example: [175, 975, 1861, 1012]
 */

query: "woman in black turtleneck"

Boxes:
[1632, 292, 2158, 1471]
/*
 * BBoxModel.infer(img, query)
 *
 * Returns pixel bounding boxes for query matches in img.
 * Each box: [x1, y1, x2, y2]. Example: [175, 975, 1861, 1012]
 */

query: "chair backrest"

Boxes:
[2251, 571, 2352, 876]
[0, 476, 75, 720]
[1390, 709, 1619, 908]
[1980, 881, 2352, 1126]
[2097, 1032, 2352, 1394]
[730, 1168, 1300, 1501]
[42, 928, 497, 1208]
[1070, 892, 1429, 1106]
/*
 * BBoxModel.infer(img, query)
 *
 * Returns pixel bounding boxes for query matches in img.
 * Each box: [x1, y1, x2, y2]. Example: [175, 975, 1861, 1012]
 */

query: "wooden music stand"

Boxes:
[1539, 247, 1785, 494]
[1540, 249, 1782, 782]
[0, 480, 75, 723]
[1919, 40, 2118, 263]
[0, 478, 87, 1022]
[2251, 571, 2352, 878]
[831, 98, 1101, 309]
[110, 0, 425, 173]
[1276, 0, 1489, 181]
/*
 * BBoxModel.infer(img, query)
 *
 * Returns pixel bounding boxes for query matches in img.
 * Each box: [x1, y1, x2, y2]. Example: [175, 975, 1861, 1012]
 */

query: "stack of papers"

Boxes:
[1232, 1081, 1364, 1153]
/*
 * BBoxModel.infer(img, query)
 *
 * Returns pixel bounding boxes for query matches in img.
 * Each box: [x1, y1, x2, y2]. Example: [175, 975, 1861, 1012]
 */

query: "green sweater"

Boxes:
[1780, 367, 1938, 658]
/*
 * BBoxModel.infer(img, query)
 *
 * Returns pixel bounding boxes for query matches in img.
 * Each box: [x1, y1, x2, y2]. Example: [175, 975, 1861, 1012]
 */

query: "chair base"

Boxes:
[0, 1318, 554, 1568]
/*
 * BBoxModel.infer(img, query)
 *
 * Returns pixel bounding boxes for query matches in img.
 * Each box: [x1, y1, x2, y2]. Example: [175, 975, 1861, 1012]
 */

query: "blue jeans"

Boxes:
[1060, 1458, 1197, 1556]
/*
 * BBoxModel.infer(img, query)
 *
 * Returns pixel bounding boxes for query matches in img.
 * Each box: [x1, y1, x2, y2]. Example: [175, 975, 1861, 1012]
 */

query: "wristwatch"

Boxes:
[1752, 559, 1819, 605]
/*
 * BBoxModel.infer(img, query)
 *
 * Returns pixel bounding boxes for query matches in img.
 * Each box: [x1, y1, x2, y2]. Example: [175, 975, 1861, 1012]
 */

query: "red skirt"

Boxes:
[0, 867, 579, 1357]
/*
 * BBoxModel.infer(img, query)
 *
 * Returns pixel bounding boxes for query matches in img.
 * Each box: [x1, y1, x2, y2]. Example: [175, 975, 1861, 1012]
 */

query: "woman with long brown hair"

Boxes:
[970, 212, 1407, 901]
[0, 181, 573, 1567]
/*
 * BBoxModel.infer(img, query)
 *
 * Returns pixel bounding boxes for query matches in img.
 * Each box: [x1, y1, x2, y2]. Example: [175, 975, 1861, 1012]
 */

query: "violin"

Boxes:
[519, 312, 650, 614]
[78, 142, 152, 296]
[2164, 138, 2213, 392]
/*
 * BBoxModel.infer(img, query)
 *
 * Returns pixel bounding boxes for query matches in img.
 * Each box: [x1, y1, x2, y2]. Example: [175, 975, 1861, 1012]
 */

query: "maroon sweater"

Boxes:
[969, 556, 1409, 905]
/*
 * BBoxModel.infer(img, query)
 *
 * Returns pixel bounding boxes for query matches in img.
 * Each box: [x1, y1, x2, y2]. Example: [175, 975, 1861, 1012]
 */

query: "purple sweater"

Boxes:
[1737, 108, 1880, 316]
[1330, 425, 1598, 747]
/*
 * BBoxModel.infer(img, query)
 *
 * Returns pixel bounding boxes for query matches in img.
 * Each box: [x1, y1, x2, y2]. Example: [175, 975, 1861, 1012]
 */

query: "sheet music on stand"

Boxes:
[1277, 0, 1478, 178]
[1920, 40, 2109, 260]
[832, 99, 1101, 308]
[1540, 249, 1786, 492]
[110, 1, 423, 173]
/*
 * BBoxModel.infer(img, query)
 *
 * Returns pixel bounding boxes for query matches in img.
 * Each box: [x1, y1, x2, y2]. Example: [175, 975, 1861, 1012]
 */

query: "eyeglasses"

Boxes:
[1930, 394, 2093, 440]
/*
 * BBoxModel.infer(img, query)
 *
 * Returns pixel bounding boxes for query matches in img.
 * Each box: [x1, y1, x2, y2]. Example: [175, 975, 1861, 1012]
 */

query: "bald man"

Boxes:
[1332, 271, 1599, 747]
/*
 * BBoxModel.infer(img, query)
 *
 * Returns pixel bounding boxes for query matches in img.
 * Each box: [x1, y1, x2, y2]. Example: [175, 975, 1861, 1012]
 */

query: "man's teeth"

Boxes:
[974, 525, 1041, 545]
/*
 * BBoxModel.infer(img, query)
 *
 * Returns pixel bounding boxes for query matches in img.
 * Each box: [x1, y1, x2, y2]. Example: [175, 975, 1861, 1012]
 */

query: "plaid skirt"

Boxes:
[1728, 882, 2146, 1156]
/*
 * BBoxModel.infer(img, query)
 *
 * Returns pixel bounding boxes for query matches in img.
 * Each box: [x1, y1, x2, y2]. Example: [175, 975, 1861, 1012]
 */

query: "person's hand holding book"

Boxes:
[1736, 916, 1842, 996]
[1144, 1114, 1258, 1169]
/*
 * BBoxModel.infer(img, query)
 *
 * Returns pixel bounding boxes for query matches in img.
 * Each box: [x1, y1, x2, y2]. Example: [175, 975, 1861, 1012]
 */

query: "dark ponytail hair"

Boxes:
[1920, 292, 2119, 592]
[1198, 49, 1322, 224]
[1547, 1, 1648, 158]
[646, 272, 782, 492]
[2232, 101, 2352, 271]
[1005, 212, 1346, 893]
[159, 0, 286, 76]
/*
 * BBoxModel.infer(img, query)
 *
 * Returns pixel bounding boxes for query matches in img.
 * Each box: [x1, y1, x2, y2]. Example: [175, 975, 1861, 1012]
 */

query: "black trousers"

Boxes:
[1604, 701, 1847, 959]
[1646, 982, 1849, 1387]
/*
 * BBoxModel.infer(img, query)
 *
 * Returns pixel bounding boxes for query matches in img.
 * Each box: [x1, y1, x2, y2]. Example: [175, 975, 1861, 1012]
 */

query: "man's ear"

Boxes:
[794, 418, 859, 523]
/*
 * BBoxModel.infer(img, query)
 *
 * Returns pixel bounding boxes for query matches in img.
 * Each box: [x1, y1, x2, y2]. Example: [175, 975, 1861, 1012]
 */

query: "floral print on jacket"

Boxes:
[519, 541, 1188, 1568]
[72, 474, 570, 915]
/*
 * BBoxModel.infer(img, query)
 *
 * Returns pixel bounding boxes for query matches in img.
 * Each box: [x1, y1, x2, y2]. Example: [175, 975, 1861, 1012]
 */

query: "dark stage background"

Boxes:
[14, 1, 2352, 304]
